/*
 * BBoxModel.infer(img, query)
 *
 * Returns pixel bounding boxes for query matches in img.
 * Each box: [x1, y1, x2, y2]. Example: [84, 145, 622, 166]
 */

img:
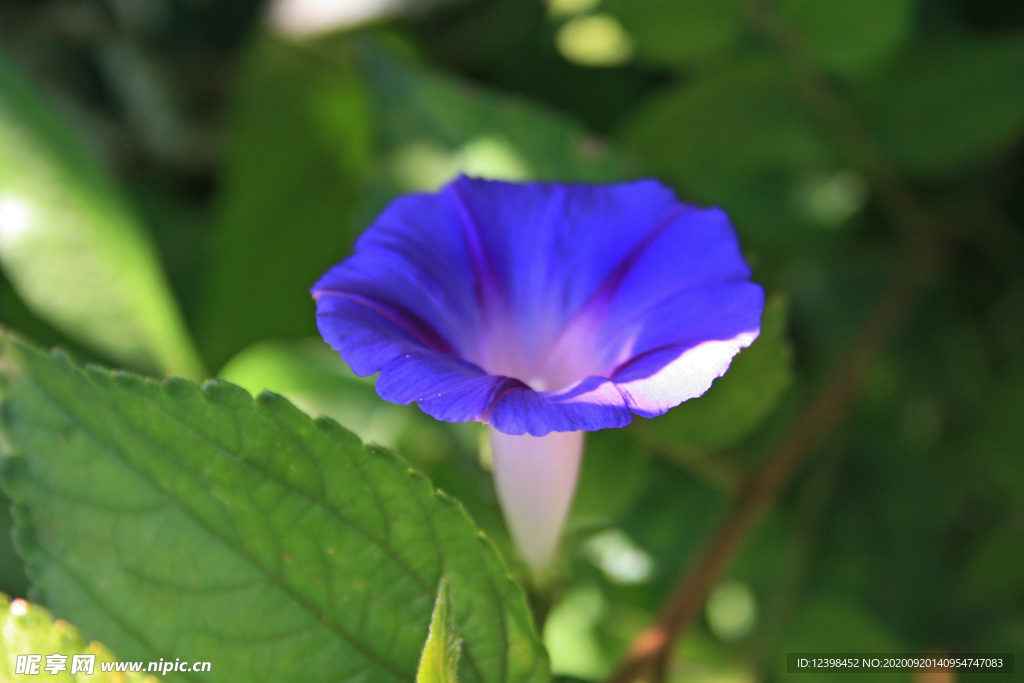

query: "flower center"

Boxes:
[475, 313, 615, 393]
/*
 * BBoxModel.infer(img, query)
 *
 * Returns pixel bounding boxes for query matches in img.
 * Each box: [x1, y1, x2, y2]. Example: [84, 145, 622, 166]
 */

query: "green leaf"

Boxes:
[604, 0, 744, 66]
[638, 294, 793, 454]
[0, 594, 152, 682]
[857, 35, 1024, 178]
[0, 52, 202, 378]
[0, 333, 549, 683]
[781, 0, 916, 75]
[220, 340, 516, 574]
[417, 579, 461, 683]
[197, 35, 627, 369]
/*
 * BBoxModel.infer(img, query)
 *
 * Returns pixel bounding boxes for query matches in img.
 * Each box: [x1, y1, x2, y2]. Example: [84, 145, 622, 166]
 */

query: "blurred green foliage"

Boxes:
[855, 35, 1024, 177]
[605, 0, 744, 66]
[780, 0, 916, 75]
[0, 52, 202, 378]
[0, 0, 1022, 680]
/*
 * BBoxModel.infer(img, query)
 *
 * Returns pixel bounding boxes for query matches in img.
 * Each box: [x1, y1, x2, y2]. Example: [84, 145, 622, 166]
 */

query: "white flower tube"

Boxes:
[488, 427, 584, 578]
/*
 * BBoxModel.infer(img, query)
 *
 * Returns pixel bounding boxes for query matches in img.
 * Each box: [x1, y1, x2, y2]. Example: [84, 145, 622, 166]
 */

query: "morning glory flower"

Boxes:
[312, 177, 763, 576]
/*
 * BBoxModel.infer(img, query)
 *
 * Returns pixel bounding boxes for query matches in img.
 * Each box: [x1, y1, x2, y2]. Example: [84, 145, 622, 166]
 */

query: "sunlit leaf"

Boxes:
[417, 579, 461, 683]
[0, 333, 549, 683]
[0, 52, 202, 378]
[0, 594, 153, 682]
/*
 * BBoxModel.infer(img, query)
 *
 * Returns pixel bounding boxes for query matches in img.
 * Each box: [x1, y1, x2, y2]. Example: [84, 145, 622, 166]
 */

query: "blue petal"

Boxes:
[447, 177, 688, 349]
[314, 176, 763, 436]
[489, 376, 633, 435]
[312, 190, 484, 367]
[375, 350, 526, 424]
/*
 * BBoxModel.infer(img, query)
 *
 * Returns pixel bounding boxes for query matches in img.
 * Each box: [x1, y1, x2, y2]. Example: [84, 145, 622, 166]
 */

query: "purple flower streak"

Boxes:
[312, 176, 763, 574]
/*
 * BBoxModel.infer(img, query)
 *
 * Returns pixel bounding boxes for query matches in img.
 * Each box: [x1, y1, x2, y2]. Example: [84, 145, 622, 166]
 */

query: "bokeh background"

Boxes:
[1, 0, 1022, 680]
